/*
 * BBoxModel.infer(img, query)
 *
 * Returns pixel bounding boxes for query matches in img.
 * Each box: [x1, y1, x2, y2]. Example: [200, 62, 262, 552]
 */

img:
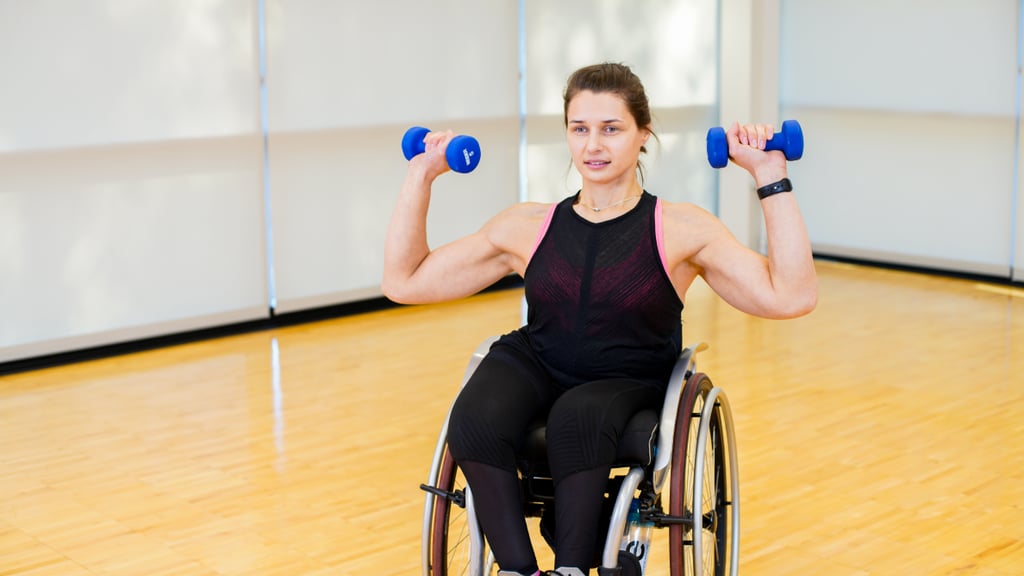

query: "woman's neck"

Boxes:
[573, 181, 644, 222]
[577, 180, 643, 211]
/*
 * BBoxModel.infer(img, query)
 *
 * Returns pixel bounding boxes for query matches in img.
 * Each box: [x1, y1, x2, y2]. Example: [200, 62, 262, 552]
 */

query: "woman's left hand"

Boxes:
[725, 122, 788, 187]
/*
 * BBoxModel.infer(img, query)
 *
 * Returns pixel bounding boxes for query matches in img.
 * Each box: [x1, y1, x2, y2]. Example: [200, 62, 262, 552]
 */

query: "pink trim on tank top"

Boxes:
[655, 198, 670, 276]
[530, 203, 558, 261]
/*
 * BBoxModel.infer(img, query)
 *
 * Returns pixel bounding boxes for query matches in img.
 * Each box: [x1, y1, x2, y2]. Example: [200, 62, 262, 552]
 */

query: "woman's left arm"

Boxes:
[690, 122, 817, 319]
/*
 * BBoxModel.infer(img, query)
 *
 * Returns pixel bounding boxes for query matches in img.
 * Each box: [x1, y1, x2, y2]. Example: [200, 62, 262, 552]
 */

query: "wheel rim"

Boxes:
[690, 387, 727, 576]
[668, 374, 737, 576]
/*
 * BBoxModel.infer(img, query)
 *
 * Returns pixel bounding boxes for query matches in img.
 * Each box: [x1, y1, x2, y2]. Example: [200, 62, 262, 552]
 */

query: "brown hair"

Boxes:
[563, 62, 657, 181]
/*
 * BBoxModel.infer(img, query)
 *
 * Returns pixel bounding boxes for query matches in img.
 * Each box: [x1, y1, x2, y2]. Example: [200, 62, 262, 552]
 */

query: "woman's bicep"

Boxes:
[696, 243, 774, 315]
[385, 231, 511, 304]
[682, 214, 777, 317]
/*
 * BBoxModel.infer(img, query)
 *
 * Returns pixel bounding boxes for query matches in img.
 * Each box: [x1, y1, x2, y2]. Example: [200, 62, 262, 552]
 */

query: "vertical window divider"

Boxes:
[1012, 0, 1023, 279]
[518, 0, 528, 205]
[259, 0, 277, 315]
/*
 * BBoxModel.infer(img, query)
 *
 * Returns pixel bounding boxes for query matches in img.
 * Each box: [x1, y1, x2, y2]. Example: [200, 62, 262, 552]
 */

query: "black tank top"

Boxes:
[520, 191, 683, 388]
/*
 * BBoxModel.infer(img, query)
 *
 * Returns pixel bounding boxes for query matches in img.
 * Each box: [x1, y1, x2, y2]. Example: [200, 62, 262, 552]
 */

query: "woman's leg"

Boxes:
[447, 341, 555, 575]
[545, 379, 664, 572]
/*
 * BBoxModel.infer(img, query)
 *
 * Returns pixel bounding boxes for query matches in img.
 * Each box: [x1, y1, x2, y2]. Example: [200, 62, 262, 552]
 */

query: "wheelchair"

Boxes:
[421, 336, 740, 576]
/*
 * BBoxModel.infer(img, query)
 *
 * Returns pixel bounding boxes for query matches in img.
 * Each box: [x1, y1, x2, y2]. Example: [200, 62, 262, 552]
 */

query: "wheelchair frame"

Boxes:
[421, 337, 740, 576]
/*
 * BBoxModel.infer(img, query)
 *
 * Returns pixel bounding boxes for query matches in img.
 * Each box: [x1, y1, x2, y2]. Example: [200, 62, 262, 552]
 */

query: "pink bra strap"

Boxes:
[529, 203, 558, 262]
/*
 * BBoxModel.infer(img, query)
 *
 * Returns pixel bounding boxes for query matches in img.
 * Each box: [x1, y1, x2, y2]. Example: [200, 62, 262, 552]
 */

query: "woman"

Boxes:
[383, 63, 816, 576]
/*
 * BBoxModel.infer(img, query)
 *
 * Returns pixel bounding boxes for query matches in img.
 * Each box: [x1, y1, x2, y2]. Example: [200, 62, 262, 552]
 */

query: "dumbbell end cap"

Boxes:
[447, 135, 481, 173]
[781, 120, 804, 161]
[402, 126, 431, 161]
[706, 127, 729, 169]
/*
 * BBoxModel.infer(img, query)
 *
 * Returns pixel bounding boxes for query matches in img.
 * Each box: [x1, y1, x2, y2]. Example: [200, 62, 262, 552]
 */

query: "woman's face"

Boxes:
[565, 90, 650, 187]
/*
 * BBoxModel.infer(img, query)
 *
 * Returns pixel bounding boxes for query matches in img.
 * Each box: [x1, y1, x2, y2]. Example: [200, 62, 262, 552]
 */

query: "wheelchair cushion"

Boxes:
[517, 409, 660, 475]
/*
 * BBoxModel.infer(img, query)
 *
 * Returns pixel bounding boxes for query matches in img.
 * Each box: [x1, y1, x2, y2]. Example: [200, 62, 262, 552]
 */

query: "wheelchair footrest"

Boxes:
[419, 483, 465, 508]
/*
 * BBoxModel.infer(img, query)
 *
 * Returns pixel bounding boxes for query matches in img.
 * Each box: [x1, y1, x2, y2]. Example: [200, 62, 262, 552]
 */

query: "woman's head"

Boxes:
[563, 63, 656, 185]
[563, 63, 653, 151]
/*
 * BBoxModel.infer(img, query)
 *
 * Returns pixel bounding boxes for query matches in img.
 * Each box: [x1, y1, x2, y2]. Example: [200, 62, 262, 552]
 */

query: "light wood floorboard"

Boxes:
[1, 261, 1021, 575]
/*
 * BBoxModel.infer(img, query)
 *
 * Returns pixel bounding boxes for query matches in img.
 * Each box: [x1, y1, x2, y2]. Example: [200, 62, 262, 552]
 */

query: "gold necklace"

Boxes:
[582, 194, 642, 212]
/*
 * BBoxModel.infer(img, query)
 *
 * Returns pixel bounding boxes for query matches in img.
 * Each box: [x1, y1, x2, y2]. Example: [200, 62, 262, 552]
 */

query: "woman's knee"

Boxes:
[447, 392, 503, 461]
[447, 382, 542, 468]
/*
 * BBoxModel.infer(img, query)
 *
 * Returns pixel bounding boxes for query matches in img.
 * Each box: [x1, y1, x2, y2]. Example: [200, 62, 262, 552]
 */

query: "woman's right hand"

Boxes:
[725, 122, 788, 188]
[410, 129, 455, 181]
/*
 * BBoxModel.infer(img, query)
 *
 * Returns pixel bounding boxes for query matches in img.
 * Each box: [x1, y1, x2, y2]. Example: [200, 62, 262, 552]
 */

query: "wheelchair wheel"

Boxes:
[667, 373, 740, 576]
[425, 443, 493, 576]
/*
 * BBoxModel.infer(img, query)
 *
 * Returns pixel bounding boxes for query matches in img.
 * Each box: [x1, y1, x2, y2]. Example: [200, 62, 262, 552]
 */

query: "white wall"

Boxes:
[1, 0, 723, 365]
[265, 1, 521, 313]
[0, 0, 524, 362]
[4, 1, 1021, 365]
[0, 1, 268, 363]
[779, 0, 1020, 277]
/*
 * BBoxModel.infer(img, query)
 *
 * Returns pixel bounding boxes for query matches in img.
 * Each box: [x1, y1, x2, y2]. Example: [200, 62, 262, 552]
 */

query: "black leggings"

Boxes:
[446, 338, 664, 573]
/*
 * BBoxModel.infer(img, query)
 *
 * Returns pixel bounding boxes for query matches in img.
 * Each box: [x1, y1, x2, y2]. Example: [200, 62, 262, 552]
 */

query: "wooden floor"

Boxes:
[1, 261, 1022, 575]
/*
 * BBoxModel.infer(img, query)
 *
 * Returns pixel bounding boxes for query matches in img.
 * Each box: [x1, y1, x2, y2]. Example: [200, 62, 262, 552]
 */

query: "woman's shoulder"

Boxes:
[656, 197, 730, 259]
[482, 201, 558, 271]
[492, 200, 557, 225]
[484, 201, 556, 241]
[657, 197, 718, 225]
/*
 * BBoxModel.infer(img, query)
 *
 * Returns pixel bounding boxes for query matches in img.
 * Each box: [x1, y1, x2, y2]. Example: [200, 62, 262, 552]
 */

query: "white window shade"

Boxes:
[0, 0, 260, 152]
[265, 0, 520, 132]
[266, 0, 521, 313]
[0, 1, 267, 363]
[780, 0, 1019, 277]
[781, 0, 1016, 117]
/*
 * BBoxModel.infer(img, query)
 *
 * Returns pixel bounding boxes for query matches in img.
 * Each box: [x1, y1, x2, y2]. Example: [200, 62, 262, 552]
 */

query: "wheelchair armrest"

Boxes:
[459, 335, 499, 389]
[652, 342, 708, 481]
[428, 335, 499, 504]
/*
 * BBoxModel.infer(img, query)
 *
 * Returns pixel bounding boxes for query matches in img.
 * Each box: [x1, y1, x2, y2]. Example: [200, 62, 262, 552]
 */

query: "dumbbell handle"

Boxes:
[401, 126, 481, 174]
[706, 119, 804, 169]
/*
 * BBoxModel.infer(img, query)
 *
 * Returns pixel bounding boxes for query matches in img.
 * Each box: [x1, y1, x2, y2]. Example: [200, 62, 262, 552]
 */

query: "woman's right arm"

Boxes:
[381, 131, 518, 305]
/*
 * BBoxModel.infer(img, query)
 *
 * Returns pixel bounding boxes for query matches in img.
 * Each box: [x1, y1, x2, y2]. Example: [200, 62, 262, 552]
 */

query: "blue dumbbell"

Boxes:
[401, 126, 481, 174]
[706, 119, 804, 169]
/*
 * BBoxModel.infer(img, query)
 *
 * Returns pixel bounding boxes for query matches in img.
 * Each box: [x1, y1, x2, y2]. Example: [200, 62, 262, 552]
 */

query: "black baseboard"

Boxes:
[5, 259, 1016, 378]
[0, 276, 525, 377]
